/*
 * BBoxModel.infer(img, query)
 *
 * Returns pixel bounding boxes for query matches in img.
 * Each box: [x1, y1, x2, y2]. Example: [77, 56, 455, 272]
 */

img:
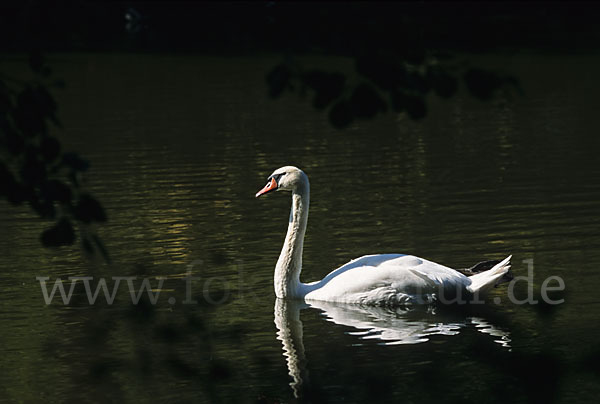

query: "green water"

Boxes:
[1, 53, 599, 403]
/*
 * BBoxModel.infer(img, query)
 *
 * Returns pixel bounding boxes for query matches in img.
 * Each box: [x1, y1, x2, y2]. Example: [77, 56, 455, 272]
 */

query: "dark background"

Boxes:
[2, 1, 600, 54]
[2, 2, 600, 403]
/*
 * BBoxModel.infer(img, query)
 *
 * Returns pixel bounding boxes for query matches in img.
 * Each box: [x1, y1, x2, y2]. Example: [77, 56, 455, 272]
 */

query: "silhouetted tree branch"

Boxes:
[267, 49, 519, 129]
[0, 53, 108, 261]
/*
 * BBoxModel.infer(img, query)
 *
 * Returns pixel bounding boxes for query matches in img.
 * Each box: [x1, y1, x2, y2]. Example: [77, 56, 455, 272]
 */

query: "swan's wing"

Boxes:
[408, 265, 466, 288]
[322, 254, 408, 279]
[304, 254, 470, 305]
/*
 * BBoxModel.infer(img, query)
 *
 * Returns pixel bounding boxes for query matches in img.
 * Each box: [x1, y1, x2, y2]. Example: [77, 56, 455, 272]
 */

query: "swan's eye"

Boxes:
[270, 173, 285, 185]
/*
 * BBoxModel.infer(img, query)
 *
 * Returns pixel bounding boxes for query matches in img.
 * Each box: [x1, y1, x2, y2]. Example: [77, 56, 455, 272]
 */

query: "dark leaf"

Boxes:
[41, 136, 61, 162]
[349, 83, 386, 119]
[43, 179, 72, 204]
[464, 68, 503, 100]
[30, 195, 56, 219]
[21, 152, 47, 185]
[407, 72, 431, 95]
[41, 218, 75, 247]
[303, 70, 345, 110]
[74, 193, 107, 223]
[62, 152, 90, 172]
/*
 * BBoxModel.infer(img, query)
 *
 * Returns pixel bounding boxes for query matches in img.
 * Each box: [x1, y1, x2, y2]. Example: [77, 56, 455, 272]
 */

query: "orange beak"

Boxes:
[255, 177, 278, 197]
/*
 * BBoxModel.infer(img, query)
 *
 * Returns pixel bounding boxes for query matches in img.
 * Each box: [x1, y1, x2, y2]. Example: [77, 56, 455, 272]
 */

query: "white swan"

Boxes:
[256, 166, 511, 305]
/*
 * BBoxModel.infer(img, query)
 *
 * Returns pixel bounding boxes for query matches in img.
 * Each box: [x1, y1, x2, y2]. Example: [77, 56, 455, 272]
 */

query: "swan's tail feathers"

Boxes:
[466, 255, 512, 295]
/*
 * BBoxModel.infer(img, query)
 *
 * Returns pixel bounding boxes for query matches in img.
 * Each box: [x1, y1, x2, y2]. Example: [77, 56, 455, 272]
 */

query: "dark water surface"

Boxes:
[1, 53, 600, 403]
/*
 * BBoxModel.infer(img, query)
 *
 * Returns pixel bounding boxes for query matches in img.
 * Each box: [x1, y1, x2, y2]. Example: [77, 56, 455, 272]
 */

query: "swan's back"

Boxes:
[302, 254, 471, 305]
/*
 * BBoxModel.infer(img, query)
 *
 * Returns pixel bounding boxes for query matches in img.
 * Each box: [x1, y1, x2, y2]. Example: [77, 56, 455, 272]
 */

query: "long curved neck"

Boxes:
[274, 181, 309, 298]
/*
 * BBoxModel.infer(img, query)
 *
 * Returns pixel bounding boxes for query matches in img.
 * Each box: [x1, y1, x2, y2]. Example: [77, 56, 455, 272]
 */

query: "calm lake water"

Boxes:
[1, 52, 600, 403]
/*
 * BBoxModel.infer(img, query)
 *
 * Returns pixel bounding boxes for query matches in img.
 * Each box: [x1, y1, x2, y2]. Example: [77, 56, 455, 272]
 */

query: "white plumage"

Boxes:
[256, 166, 511, 305]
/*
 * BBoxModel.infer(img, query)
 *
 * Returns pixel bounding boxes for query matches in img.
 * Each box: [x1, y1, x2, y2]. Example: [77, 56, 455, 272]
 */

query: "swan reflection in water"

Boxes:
[274, 298, 511, 398]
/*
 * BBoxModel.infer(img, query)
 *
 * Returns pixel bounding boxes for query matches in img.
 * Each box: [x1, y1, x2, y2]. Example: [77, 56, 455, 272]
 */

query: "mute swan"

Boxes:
[256, 166, 511, 305]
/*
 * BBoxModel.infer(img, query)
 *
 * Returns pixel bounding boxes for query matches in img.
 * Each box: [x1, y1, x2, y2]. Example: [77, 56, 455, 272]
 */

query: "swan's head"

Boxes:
[255, 166, 308, 197]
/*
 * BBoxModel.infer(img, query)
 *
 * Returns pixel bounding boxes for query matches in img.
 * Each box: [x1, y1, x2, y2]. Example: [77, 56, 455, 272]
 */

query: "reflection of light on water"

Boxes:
[274, 299, 308, 399]
[166, 222, 191, 231]
[146, 201, 195, 264]
[471, 317, 512, 349]
[308, 300, 512, 348]
[275, 299, 513, 398]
